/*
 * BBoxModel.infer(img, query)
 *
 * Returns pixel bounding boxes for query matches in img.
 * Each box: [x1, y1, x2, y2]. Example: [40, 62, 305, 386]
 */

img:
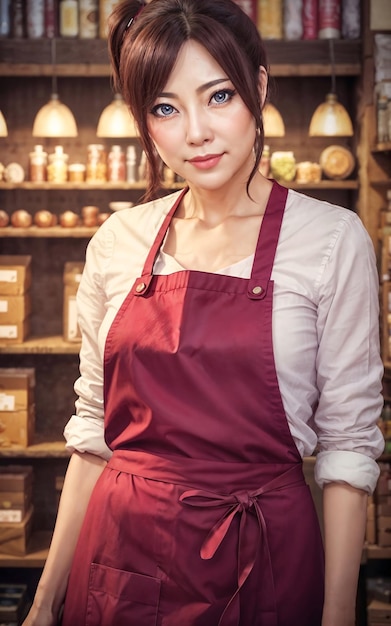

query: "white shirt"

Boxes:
[64, 188, 385, 493]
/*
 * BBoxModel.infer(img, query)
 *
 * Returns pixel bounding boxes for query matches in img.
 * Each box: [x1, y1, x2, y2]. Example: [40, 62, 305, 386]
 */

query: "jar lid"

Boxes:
[68, 163, 86, 171]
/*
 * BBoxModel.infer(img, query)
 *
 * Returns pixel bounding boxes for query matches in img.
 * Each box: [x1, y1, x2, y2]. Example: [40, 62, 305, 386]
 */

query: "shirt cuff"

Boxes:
[63, 415, 113, 461]
[314, 450, 381, 494]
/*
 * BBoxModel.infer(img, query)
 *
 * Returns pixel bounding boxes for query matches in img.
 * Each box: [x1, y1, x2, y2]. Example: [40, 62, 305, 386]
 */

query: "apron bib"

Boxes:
[63, 181, 324, 626]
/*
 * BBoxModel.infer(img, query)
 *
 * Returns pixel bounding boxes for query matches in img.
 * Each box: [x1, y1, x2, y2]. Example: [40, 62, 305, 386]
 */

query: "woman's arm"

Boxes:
[321, 482, 368, 626]
[22, 451, 106, 626]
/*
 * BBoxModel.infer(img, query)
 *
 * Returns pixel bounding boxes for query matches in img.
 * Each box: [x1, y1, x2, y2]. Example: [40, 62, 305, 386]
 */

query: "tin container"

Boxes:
[44, 0, 58, 38]
[302, 0, 318, 40]
[284, 0, 303, 40]
[318, 0, 341, 39]
[59, 0, 79, 37]
[26, 0, 45, 38]
[79, 0, 98, 38]
[0, 0, 10, 38]
[257, 0, 282, 39]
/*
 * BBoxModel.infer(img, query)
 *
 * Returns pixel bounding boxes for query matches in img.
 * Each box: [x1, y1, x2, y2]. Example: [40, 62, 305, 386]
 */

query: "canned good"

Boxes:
[26, 0, 45, 38]
[0, 0, 11, 38]
[257, 0, 282, 39]
[318, 0, 341, 39]
[79, 0, 99, 38]
[302, 0, 318, 40]
[60, 0, 79, 38]
[68, 163, 86, 183]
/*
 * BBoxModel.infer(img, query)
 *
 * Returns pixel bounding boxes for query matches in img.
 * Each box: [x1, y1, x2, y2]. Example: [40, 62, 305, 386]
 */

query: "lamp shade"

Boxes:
[32, 93, 78, 137]
[309, 93, 353, 137]
[0, 110, 8, 137]
[97, 94, 138, 138]
[263, 103, 285, 137]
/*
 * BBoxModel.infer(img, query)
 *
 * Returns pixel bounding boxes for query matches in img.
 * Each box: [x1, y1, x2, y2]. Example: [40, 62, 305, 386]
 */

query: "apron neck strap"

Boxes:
[247, 181, 288, 300]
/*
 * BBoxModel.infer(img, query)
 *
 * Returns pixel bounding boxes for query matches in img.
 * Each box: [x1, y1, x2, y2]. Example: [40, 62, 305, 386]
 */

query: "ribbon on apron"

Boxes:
[180, 464, 304, 626]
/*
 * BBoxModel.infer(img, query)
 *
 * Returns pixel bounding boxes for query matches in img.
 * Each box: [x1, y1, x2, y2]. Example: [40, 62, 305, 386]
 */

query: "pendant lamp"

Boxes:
[96, 93, 138, 138]
[32, 39, 78, 137]
[263, 103, 285, 137]
[0, 110, 8, 137]
[309, 39, 353, 137]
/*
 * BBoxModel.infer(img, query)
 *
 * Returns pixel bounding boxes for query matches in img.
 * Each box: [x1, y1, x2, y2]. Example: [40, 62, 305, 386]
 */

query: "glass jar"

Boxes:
[68, 163, 86, 183]
[270, 151, 296, 182]
[47, 145, 69, 183]
[107, 145, 126, 182]
[86, 144, 107, 183]
[257, 0, 282, 39]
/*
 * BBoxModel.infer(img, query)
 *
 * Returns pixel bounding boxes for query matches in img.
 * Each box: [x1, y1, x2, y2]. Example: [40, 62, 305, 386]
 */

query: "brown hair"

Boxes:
[108, 0, 269, 200]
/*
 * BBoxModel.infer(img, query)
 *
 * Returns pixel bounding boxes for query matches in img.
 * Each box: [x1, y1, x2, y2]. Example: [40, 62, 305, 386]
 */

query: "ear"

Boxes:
[258, 66, 268, 108]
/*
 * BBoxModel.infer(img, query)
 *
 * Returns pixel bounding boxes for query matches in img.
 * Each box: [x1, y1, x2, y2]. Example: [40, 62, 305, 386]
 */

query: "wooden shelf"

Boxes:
[365, 544, 391, 560]
[0, 439, 69, 459]
[0, 531, 51, 568]
[0, 225, 97, 238]
[373, 142, 391, 153]
[0, 181, 149, 190]
[0, 335, 80, 354]
[0, 39, 362, 77]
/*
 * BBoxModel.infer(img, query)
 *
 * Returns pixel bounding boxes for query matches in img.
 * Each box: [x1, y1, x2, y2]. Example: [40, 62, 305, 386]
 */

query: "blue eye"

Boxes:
[211, 89, 236, 105]
[151, 103, 176, 117]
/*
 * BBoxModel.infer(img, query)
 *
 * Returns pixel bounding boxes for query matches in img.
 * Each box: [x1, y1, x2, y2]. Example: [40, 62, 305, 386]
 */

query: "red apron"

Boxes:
[62, 181, 324, 626]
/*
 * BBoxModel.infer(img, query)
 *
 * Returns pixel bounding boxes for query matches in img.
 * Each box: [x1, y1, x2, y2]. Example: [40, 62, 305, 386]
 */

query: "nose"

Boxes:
[185, 107, 213, 145]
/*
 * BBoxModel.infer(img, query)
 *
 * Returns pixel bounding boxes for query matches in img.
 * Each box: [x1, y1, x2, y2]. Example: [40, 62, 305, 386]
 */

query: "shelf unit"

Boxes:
[0, 13, 389, 626]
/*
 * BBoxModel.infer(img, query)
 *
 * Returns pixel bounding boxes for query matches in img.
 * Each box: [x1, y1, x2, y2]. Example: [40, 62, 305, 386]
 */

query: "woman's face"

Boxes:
[147, 40, 259, 193]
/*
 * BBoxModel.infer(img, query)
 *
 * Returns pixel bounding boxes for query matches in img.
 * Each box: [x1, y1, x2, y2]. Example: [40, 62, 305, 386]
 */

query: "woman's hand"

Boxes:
[22, 603, 58, 626]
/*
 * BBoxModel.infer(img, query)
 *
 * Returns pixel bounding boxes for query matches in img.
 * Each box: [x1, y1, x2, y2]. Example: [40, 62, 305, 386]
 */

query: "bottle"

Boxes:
[377, 95, 389, 145]
[107, 145, 126, 182]
[99, 0, 119, 38]
[0, 0, 10, 38]
[11, 0, 24, 38]
[60, 0, 79, 38]
[47, 145, 69, 183]
[29, 145, 48, 182]
[126, 145, 137, 183]
[318, 0, 341, 39]
[302, 0, 318, 40]
[79, 0, 98, 38]
[26, 0, 45, 38]
[44, 0, 58, 38]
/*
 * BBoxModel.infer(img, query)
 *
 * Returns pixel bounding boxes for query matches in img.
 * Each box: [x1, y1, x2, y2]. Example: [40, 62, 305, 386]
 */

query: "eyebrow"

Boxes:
[158, 78, 230, 99]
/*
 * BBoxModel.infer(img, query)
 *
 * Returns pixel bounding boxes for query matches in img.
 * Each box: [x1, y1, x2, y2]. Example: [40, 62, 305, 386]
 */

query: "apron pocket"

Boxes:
[86, 562, 161, 626]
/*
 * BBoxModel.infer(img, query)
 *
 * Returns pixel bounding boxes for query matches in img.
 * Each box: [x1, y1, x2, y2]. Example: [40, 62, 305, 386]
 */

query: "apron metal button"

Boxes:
[136, 282, 146, 293]
[252, 286, 263, 295]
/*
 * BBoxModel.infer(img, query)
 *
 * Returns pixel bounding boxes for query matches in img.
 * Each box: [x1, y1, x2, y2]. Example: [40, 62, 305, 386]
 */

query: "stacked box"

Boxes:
[0, 466, 33, 556]
[375, 462, 391, 547]
[63, 262, 84, 343]
[368, 599, 391, 625]
[0, 256, 32, 344]
[0, 369, 35, 447]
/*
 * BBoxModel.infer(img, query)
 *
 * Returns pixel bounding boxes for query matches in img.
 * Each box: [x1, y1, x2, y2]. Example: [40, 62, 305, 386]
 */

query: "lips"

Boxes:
[188, 154, 223, 169]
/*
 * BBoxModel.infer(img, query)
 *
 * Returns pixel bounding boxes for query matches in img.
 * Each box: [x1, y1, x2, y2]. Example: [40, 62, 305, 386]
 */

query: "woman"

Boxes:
[23, 1, 385, 625]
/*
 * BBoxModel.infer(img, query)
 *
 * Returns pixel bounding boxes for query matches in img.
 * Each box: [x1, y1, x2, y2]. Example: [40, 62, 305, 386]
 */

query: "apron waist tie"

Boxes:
[179, 464, 304, 626]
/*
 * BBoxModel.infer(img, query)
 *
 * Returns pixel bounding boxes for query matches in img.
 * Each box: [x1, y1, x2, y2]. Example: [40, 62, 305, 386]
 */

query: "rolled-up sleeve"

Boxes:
[63, 223, 114, 461]
[313, 213, 385, 493]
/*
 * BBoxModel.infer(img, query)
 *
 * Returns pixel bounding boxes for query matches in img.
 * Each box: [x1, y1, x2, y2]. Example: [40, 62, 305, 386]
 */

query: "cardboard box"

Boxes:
[0, 317, 30, 344]
[63, 262, 84, 343]
[0, 368, 35, 412]
[0, 465, 33, 493]
[0, 293, 31, 324]
[0, 506, 33, 556]
[0, 486, 32, 519]
[0, 256, 31, 296]
[0, 405, 35, 447]
[368, 599, 391, 625]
